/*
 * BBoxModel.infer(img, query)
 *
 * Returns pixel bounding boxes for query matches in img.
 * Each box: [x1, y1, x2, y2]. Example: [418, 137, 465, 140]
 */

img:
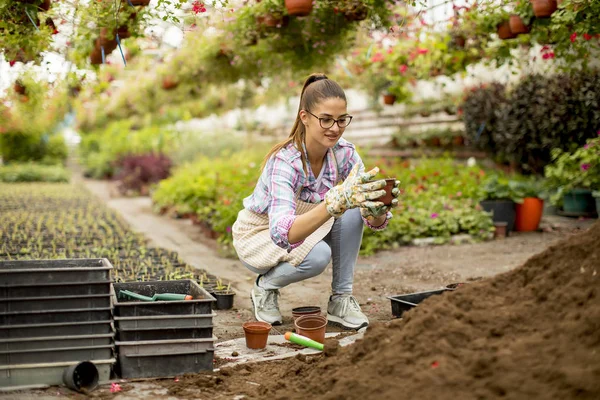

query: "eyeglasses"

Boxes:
[305, 110, 353, 129]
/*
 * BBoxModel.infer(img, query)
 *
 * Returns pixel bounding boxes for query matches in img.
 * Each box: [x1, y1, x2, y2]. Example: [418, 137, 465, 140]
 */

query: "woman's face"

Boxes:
[300, 97, 349, 151]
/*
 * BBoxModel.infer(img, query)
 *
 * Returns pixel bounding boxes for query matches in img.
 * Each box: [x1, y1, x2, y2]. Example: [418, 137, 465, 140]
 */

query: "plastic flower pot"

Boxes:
[497, 21, 517, 40]
[509, 15, 530, 34]
[494, 222, 508, 239]
[480, 200, 516, 234]
[243, 321, 272, 349]
[562, 189, 596, 215]
[531, 0, 557, 18]
[63, 361, 99, 393]
[285, 0, 313, 16]
[595, 196, 600, 216]
[294, 314, 327, 344]
[515, 197, 544, 232]
[383, 94, 396, 105]
[213, 290, 235, 310]
[291, 306, 321, 322]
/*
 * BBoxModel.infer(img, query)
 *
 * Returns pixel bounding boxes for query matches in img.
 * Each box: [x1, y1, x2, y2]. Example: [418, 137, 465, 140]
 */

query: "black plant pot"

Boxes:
[480, 200, 516, 234]
[213, 291, 235, 310]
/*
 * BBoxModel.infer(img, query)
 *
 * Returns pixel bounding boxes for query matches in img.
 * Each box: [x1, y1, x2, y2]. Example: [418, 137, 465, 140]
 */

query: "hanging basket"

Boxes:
[40, 0, 51, 11]
[13, 81, 26, 95]
[531, 0, 557, 18]
[162, 76, 179, 90]
[285, 0, 313, 16]
[509, 15, 530, 35]
[128, 0, 151, 5]
[90, 47, 103, 65]
[383, 94, 396, 105]
[497, 21, 517, 40]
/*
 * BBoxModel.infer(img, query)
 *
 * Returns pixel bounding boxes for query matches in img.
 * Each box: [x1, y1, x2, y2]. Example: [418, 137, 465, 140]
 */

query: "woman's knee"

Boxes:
[342, 207, 363, 228]
[299, 241, 331, 275]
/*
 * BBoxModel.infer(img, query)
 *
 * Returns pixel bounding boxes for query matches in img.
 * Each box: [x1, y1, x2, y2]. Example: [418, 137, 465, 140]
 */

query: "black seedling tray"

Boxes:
[117, 350, 214, 379]
[0, 259, 112, 285]
[0, 308, 112, 326]
[0, 345, 114, 365]
[0, 294, 111, 313]
[0, 281, 112, 298]
[118, 327, 213, 342]
[388, 289, 448, 318]
[112, 280, 215, 317]
[0, 321, 113, 339]
[0, 334, 114, 352]
[114, 314, 215, 330]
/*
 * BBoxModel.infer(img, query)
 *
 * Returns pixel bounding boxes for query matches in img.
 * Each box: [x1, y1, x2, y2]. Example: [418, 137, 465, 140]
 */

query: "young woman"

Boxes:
[232, 73, 400, 330]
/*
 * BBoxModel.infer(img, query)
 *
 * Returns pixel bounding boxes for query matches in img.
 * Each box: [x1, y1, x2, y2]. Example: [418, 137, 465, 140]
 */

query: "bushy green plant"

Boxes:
[478, 175, 524, 203]
[0, 164, 70, 183]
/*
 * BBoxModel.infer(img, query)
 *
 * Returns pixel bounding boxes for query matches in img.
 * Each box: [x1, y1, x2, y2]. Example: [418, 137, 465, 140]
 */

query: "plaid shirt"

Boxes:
[242, 138, 387, 251]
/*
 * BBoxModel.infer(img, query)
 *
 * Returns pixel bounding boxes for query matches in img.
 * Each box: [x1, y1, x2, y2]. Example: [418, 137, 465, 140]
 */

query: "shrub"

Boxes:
[114, 153, 173, 196]
[0, 163, 70, 183]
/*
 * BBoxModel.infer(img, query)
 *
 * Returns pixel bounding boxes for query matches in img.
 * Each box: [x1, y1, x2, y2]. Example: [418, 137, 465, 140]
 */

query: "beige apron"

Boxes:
[232, 151, 339, 271]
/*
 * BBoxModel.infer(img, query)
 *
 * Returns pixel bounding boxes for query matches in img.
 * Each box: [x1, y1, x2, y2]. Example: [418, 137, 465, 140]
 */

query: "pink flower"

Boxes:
[226, 226, 232, 233]
[370, 52, 384, 62]
[192, 1, 206, 14]
[417, 48, 429, 55]
[570, 32, 577, 43]
[110, 383, 122, 393]
[430, 213, 439, 219]
[542, 52, 555, 60]
[581, 163, 591, 171]
[399, 64, 408, 74]
[540, 45, 551, 53]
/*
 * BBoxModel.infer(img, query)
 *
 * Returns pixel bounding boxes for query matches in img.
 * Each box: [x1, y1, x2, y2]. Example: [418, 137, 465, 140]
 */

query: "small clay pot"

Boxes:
[531, 0, 557, 18]
[383, 94, 396, 105]
[509, 15, 530, 35]
[367, 179, 396, 206]
[291, 306, 321, 322]
[285, 0, 313, 16]
[497, 21, 516, 40]
[294, 314, 327, 344]
[494, 222, 508, 239]
[243, 321, 271, 349]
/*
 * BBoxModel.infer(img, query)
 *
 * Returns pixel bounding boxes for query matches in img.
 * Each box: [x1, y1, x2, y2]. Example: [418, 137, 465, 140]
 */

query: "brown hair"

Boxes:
[260, 73, 347, 174]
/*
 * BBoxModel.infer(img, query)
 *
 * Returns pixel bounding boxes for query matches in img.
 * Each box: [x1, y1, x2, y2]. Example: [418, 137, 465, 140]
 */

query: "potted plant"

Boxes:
[511, 180, 545, 232]
[478, 176, 523, 234]
[510, 0, 535, 34]
[212, 280, 235, 310]
[531, 0, 557, 18]
[284, 0, 313, 16]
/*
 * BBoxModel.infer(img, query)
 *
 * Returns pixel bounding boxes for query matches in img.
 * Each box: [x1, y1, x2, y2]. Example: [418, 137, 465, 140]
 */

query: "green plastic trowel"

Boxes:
[119, 289, 193, 302]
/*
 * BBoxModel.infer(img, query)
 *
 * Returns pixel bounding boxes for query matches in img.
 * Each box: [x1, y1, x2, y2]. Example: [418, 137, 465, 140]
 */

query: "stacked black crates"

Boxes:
[112, 280, 216, 378]
[0, 259, 115, 389]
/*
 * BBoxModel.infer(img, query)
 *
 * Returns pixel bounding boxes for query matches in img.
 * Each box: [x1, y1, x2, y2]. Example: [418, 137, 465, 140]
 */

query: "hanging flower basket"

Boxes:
[162, 76, 179, 90]
[531, 0, 557, 18]
[497, 21, 517, 40]
[13, 81, 26, 95]
[129, 0, 150, 5]
[40, 0, 51, 12]
[285, 0, 313, 16]
[117, 26, 131, 39]
[509, 15, 530, 35]
[90, 47, 103, 65]
[383, 94, 396, 105]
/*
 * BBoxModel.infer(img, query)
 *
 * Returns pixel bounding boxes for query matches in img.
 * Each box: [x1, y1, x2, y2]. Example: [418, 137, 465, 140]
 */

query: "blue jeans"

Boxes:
[241, 208, 363, 294]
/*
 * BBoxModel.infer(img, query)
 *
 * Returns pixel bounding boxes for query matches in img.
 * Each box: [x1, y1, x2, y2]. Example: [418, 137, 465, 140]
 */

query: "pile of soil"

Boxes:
[163, 221, 600, 399]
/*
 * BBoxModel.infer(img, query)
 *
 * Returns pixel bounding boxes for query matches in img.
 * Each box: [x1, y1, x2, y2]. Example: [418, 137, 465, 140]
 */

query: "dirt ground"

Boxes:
[83, 179, 596, 342]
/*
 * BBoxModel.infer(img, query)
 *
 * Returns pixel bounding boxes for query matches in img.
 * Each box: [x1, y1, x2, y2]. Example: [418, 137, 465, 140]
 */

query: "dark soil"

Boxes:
[155, 220, 600, 399]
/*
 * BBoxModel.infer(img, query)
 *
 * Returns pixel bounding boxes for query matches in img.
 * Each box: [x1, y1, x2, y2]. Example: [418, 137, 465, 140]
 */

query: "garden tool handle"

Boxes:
[284, 332, 324, 351]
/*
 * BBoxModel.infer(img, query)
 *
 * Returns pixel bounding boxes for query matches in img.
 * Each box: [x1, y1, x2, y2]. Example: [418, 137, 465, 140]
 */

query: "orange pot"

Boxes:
[531, 0, 557, 18]
[285, 0, 313, 16]
[515, 197, 544, 232]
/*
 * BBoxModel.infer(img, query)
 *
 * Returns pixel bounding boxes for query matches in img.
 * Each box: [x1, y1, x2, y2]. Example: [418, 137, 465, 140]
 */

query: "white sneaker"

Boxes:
[250, 277, 282, 325]
[327, 294, 369, 330]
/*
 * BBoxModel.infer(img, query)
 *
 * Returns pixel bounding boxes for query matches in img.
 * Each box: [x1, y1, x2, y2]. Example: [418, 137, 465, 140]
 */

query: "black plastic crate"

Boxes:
[0, 334, 114, 352]
[117, 350, 214, 379]
[118, 327, 213, 342]
[0, 345, 114, 365]
[0, 308, 112, 326]
[0, 294, 111, 313]
[115, 337, 215, 357]
[112, 280, 215, 317]
[0, 259, 112, 286]
[0, 321, 113, 339]
[114, 314, 215, 330]
[388, 289, 448, 318]
[0, 281, 112, 299]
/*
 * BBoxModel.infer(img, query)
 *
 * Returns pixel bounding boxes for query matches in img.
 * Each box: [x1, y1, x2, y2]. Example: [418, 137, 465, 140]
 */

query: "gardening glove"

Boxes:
[324, 164, 387, 218]
[360, 180, 401, 220]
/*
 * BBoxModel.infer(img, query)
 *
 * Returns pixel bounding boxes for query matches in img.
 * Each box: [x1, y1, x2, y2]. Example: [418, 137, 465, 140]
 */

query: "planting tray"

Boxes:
[115, 337, 216, 357]
[114, 313, 216, 330]
[0, 308, 112, 326]
[0, 321, 113, 339]
[112, 280, 216, 317]
[0, 334, 114, 352]
[0, 345, 114, 365]
[118, 327, 213, 342]
[0, 259, 112, 286]
[0, 294, 111, 313]
[0, 281, 112, 299]
[388, 289, 448, 318]
[0, 359, 114, 389]
[117, 350, 214, 379]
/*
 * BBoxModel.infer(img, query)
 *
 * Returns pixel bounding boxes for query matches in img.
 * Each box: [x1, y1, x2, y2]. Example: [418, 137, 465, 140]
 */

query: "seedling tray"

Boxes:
[114, 313, 216, 330]
[118, 327, 213, 342]
[0, 359, 114, 389]
[0, 321, 112, 339]
[0, 345, 114, 365]
[112, 280, 215, 317]
[0, 308, 112, 326]
[0, 259, 112, 286]
[115, 337, 216, 357]
[388, 289, 448, 318]
[0, 294, 111, 313]
[0, 334, 114, 352]
[0, 281, 112, 299]
[118, 350, 213, 379]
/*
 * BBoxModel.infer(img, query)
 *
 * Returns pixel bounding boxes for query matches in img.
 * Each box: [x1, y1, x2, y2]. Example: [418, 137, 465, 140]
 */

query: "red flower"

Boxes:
[370, 52, 384, 62]
[417, 48, 429, 55]
[192, 1, 207, 14]
[570, 32, 577, 43]
[542, 52, 555, 60]
[52, 29, 59, 35]
[399, 64, 408, 74]
[583, 33, 592, 41]
[540, 45, 551, 52]
[9, 60, 16, 67]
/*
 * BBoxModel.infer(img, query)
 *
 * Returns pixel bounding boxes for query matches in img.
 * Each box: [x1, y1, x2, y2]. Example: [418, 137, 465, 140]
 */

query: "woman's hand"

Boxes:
[360, 180, 401, 222]
[325, 164, 387, 218]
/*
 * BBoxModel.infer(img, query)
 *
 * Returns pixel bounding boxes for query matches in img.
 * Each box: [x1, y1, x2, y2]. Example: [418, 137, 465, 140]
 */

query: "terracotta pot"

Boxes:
[285, 0, 313, 16]
[90, 47, 103, 65]
[243, 321, 271, 349]
[40, 0, 51, 11]
[452, 135, 465, 146]
[509, 15, 530, 34]
[117, 26, 131, 39]
[294, 315, 327, 344]
[162, 76, 178, 90]
[383, 94, 396, 105]
[13, 81, 26, 95]
[515, 197, 544, 232]
[453, 35, 466, 48]
[494, 222, 508, 239]
[531, 0, 557, 18]
[291, 306, 321, 322]
[378, 179, 397, 206]
[129, 0, 150, 5]
[497, 21, 517, 40]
